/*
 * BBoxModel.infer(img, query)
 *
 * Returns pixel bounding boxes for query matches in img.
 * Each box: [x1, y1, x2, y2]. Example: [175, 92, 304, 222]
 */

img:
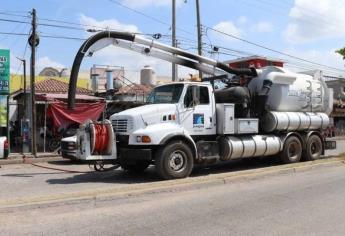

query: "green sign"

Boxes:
[0, 49, 10, 95]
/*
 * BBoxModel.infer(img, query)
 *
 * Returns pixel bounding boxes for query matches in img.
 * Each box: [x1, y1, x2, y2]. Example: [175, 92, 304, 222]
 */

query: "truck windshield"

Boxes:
[147, 84, 184, 104]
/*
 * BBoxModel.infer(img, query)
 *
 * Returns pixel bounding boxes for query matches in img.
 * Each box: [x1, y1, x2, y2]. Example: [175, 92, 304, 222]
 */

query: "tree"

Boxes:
[335, 47, 345, 60]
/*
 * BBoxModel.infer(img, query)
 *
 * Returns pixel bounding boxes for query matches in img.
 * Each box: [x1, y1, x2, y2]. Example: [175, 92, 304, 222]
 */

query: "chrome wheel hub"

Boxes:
[288, 142, 299, 161]
[169, 151, 185, 172]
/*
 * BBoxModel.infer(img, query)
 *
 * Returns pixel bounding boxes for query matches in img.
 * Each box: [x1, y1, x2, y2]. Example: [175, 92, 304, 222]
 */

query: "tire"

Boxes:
[48, 138, 60, 152]
[280, 136, 302, 164]
[304, 135, 322, 161]
[155, 140, 194, 180]
[121, 161, 150, 173]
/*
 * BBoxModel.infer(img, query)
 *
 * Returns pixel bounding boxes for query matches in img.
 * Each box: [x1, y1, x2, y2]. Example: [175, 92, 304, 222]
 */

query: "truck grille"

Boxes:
[61, 141, 69, 150]
[112, 119, 128, 133]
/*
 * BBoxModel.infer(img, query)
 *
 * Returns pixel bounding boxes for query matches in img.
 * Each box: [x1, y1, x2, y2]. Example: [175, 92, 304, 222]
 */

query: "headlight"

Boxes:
[67, 142, 76, 150]
[136, 135, 151, 143]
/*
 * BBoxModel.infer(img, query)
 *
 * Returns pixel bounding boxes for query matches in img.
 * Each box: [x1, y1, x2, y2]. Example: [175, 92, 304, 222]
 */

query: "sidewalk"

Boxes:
[0, 152, 64, 165]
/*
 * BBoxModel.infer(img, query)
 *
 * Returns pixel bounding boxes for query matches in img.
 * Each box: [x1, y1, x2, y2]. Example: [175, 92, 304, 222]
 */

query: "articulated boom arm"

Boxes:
[68, 31, 257, 109]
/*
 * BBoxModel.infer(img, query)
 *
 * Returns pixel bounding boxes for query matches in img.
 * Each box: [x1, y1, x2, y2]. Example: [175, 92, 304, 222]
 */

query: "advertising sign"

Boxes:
[0, 49, 10, 95]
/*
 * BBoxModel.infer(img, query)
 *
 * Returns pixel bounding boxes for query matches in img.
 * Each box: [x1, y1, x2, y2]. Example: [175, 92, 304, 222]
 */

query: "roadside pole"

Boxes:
[172, 0, 177, 81]
[16, 57, 30, 153]
[196, 0, 203, 80]
[30, 9, 37, 157]
[23, 59, 27, 119]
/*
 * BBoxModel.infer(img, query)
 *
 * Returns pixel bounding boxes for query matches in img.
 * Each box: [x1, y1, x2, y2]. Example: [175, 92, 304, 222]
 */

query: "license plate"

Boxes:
[325, 141, 336, 150]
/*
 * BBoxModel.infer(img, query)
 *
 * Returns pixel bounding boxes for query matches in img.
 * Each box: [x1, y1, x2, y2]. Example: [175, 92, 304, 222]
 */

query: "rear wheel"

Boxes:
[304, 135, 322, 161]
[280, 136, 302, 164]
[155, 141, 194, 180]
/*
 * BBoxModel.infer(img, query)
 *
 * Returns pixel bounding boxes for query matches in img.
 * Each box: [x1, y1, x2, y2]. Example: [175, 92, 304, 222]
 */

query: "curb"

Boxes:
[0, 156, 64, 165]
[0, 157, 344, 210]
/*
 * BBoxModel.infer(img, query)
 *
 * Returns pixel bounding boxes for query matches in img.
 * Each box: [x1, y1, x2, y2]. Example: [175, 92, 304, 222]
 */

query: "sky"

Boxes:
[1, 0, 345, 78]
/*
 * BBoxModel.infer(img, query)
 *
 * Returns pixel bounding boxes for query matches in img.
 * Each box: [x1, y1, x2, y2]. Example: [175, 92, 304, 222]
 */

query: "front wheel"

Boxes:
[155, 141, 194, 180]
[48, 138, 60, 152]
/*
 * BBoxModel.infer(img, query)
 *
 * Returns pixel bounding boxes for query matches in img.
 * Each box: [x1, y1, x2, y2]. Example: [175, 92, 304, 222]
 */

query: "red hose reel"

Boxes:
[89, 121, 113, 155]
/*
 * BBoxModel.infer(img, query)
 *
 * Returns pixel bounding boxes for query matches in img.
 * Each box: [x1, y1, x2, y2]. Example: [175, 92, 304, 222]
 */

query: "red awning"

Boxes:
[47, 101, 106, 129]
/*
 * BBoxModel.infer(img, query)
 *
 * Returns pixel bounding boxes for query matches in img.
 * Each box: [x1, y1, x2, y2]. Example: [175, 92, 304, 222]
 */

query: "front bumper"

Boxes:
[119, 147, 152, 162]
[61, 151, 77, 160]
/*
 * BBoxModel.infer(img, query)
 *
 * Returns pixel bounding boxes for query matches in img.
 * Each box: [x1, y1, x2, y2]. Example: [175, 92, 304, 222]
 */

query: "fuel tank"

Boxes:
[248, 67, 333, 115]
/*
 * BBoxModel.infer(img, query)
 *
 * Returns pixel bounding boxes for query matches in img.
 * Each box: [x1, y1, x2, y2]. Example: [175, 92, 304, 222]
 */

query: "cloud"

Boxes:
[284, 0, 345, 43]
[76, 15, 197, 80]
[36, 56, 65, 71]
[211, 21, 243, 41]
[121, 0, 184, 8]
[79, 14, 140, 33]
[237, 16, 248, 25]
[283, 48, 345, 76]
[252, 21, 273, 33]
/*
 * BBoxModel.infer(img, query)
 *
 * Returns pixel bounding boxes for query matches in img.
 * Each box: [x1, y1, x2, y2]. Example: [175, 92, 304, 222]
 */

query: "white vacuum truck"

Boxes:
[65, 31, 335, 179]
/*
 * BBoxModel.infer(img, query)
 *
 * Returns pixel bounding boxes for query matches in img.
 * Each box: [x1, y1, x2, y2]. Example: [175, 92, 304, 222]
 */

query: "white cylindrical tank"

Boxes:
[219, 135, 281, 160]
[106, 70, 113, 90]
[248, 66, 333, 115]
[140, 65, 156, 86]
[91, 73, 99, 93]
[261, 111, 329, 132]
[113, 77, 123, 90]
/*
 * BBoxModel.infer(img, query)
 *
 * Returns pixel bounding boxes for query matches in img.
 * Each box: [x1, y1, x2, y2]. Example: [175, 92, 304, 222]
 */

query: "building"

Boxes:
[325, 78, 345, 136]
[39, 67, 68, 77]
[11, 78, 104, 153]
[224, 55, 284, 69]
[115, 83, 153, 102]
[90, 65, 125, 93]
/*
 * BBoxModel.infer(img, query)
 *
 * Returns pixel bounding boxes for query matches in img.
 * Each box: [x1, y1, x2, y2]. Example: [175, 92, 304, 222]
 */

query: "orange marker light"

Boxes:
[141, 135, 151, 143]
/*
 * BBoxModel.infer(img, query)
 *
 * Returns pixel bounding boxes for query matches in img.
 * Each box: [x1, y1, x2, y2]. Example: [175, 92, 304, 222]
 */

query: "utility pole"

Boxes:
[196, 0, 203, 80]
[172, 0, 177, 81]
[16, 58, 26, 118]
[16, 57, 30, 153]
[30, 9, 37, 156]
[23, 60, 27, 118]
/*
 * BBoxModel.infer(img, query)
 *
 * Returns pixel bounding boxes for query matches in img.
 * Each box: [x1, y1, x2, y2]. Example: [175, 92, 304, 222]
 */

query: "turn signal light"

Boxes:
[141, 135, 151, 143]
[136, 135, 151, 143]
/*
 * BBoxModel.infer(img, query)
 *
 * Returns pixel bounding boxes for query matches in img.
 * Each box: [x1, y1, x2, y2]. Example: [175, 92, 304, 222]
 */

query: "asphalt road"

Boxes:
[0, 157, 285, 201]
[1, 161, 345, 235]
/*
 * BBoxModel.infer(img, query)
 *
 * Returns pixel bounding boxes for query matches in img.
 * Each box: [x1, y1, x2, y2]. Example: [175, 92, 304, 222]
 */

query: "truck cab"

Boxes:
[110, 82, 216, 178]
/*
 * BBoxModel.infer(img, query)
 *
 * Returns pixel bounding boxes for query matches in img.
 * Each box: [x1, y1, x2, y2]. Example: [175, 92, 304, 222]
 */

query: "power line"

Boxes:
[2, 9, 343, 75]
[106, 0, 195, 36]
[1, 28, 343, 75]
[0, 17, 29, 24]
[0, 15, 172, 38]
[207, 26, 345, 73]
[0, 21, 23, 42]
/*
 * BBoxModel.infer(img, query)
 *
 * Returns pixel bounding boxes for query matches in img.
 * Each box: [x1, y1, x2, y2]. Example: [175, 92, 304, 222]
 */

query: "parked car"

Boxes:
[0, 136, 9, 158]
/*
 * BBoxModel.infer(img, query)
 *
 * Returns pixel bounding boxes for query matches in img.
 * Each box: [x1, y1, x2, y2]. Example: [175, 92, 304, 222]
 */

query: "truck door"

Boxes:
[179, 85, 215, 135]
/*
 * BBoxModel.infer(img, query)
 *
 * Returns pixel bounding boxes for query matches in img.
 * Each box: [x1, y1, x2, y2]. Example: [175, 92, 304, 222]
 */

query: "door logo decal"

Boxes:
[193, 114, 204, 128]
